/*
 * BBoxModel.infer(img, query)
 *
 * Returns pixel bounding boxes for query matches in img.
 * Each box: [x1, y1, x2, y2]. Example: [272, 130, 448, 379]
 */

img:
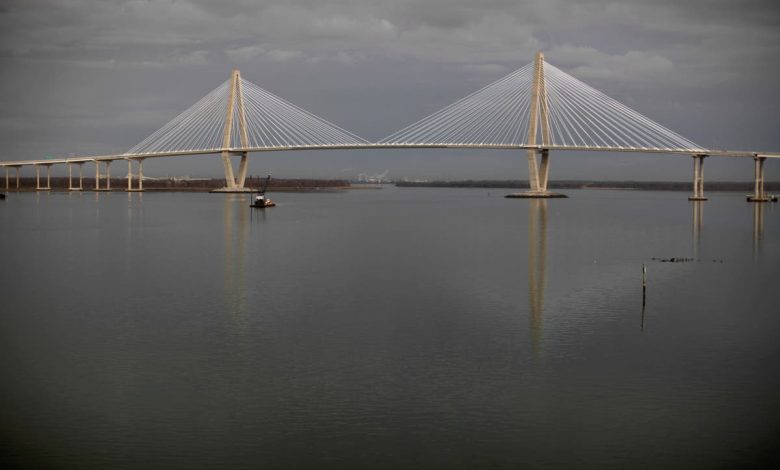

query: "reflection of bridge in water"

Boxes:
[691, 198, 767, 258]
[527, 200, 547, 354]
[526, 195, 769, 341]
[2, 52, 778, 202]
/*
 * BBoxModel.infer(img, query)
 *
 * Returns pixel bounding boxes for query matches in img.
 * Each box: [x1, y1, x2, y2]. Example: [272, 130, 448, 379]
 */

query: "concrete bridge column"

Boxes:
[688, 154, 708, 201]
[747, 156, 775, 202]
[94, 161, 113, 191]
[138, 159, 144, 191]
[127, 159, 132, 191]
[125, 158, 145, 191]
[4, 167, 8, 191]
[68, 163, 83, 191]
[35, 164, 51, 191]
[15, 167, 20, 190]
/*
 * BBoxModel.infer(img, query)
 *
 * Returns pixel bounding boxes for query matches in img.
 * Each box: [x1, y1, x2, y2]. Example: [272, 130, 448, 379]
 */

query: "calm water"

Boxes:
[1, 187, 779, 469]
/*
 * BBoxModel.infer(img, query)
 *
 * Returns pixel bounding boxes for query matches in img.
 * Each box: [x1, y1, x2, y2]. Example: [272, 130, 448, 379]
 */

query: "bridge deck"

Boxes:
[1, 144, 776, 168]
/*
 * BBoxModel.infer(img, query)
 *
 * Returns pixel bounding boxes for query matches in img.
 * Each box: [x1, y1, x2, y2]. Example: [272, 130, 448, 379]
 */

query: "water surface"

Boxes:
[1, 188, 778, 469]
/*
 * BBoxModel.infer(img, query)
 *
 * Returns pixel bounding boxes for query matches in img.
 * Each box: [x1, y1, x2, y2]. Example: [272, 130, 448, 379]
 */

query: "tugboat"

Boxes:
[251, 175, 276, 208]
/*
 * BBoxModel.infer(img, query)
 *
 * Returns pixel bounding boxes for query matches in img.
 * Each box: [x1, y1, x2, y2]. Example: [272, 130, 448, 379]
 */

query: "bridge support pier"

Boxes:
[688, 154, 708, 201]
[94, 160, 112, 191]
[125, 158, 145, 191]
[36, 164, 52, 191]
[747, 156, 776, 202]
[4, 167, 8, 191]
[507, 149, 567, 198]
[213, 151, 253, 193]
[68, 162, 84, 191]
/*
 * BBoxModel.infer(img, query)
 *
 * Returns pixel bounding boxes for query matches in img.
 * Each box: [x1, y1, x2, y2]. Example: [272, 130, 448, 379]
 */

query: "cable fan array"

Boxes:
[543, 63, 703, 151]
[126, 60, 705, 156]
[379, 62, 535, 146]
[126, 80, 230, 154]
[380, 60, 705, 152]
[126, 77, 368, 155]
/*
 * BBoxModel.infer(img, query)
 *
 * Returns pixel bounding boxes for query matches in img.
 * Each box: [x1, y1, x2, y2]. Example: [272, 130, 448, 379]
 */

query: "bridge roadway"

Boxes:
[1, 144, 779, 201]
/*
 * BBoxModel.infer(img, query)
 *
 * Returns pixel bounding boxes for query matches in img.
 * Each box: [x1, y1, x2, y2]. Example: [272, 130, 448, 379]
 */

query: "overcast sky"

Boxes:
[1, 0, 778, 181]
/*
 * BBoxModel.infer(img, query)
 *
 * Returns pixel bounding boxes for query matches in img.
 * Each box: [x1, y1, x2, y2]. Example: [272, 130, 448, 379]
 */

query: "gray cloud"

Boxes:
[0, 0, 778, 181]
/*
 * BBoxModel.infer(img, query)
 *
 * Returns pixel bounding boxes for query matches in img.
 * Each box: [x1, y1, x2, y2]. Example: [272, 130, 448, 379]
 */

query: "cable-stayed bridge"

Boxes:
[2, 52, 777, 201]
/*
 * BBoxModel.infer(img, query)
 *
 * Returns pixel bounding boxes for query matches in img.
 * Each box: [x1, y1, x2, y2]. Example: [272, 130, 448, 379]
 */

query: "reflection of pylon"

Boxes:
[528, 199, 548, 355]
[219, 69, 251, 191]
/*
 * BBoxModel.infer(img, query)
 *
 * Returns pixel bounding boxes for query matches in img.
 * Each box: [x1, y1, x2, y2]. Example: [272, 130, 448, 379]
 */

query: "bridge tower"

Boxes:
[214, 69, 252, 192]
[508, 52, 566, 198]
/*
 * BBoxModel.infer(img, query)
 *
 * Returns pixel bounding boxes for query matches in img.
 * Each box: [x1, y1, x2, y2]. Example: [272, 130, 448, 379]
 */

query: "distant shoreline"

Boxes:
[395, 180, 780, 192]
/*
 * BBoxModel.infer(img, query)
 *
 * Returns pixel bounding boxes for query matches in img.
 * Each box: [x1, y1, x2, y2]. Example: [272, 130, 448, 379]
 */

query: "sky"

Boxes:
[0, 0, 778, 181]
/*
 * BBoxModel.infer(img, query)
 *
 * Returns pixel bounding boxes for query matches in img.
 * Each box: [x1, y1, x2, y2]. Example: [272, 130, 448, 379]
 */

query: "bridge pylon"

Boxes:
[507, 52, 566, 199]
[213, 69, 253, 193]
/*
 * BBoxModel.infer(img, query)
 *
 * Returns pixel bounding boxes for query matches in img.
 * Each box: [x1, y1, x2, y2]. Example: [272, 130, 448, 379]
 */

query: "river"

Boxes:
[1, 187, 778, 469]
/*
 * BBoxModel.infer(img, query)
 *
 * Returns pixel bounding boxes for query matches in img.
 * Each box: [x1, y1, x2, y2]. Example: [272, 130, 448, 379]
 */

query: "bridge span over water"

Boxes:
[2, 53, 777, 202]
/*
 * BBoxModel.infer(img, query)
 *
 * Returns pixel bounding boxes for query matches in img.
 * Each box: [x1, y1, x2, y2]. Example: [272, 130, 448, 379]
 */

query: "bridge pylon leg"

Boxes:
[538, 149, 551, 192]
[221, 151, 237, 190]
[213, 151, 253, 193]
[507, 149, 566, 198]
[688, 155, 708, 201]
[236, 152, 249, 188]
[526, 149, 540, 192]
